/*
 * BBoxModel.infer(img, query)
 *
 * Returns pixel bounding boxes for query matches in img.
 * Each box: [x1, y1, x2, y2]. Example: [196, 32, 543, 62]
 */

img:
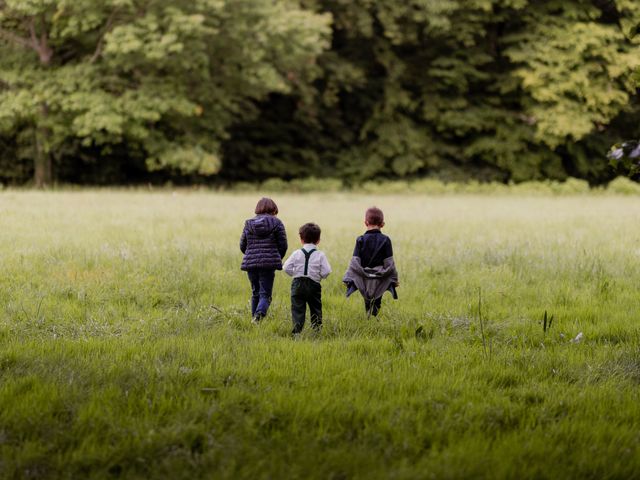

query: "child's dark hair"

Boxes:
[299, 223, 321, 244]
[365, 207, 384, 226]
[255, 197, 278, 215]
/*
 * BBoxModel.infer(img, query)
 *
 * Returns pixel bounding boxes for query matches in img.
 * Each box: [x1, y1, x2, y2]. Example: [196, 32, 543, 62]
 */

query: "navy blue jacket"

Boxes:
[352, 229, 393, 268]
[240, 215, 288, 271]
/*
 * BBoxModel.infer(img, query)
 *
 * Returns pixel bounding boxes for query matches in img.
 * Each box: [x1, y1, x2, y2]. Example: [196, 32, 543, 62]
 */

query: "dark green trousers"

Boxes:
[291, 277, 322, 334]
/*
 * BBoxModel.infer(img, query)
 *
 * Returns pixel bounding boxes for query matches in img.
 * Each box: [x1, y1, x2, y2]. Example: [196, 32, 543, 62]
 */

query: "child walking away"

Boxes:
[283, 223, 332, 335]
[240, 198, 288, 324]
[343, 207, 399, 317]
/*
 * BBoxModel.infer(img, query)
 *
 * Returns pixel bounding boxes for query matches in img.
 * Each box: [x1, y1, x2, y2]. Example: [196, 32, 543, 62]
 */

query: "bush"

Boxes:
[606, 177, 640, 195]
[550, 177, 590, 194]
[510, 179, 590, 196]
[208, 176, 640, 195]
[359, 180, 411, 194]
[408, 179, 451, 194]
[228, 181, 258, 192]
[260, 178, 290, 192]
[289, 177, 343, 192]
[454, 181, 512, 195]
[358, 178, 594, 195]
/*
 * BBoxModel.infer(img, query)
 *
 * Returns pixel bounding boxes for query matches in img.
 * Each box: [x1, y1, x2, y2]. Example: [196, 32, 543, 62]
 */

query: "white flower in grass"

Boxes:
[120, 247, 132, 261]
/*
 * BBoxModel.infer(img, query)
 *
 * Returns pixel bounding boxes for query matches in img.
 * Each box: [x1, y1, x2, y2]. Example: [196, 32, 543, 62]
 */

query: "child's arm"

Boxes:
[240, 224, 248, 253]
[319, 253, 332, 280]
[384, 237, 394, 259]
[352, 237, 362, 258]
[275, 220, 288, 258]
[283, 251, 298, 277]
[386, 238, 399, 286]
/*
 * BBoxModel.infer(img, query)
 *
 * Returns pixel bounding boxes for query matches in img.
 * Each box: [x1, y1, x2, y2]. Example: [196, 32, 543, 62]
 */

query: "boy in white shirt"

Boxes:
[283, 223, 332, 335]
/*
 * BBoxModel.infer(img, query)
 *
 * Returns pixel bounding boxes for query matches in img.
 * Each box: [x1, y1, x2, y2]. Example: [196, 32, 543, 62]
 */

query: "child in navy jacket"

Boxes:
[343, 207, 399, 316]
[240, 197, 288, 323]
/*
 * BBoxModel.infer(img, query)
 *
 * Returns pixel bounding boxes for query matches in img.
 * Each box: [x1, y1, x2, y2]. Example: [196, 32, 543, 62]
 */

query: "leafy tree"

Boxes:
[0, 0, 331, 186]
[1, 0, 640, 186]
[223, 0, 640, 184]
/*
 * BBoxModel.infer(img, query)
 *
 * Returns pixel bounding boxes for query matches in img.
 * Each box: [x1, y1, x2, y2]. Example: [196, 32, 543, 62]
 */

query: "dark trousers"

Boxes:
[365, 297, 382, 317]
[247, 269, 275, 317]
[291, 277, 322, 334]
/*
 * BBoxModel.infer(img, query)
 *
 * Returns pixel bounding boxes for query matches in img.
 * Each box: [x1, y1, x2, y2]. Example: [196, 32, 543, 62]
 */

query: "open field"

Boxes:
[1, 191, 640, 479]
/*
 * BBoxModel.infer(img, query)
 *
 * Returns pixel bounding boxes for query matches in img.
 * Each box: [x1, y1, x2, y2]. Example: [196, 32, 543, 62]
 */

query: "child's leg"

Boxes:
[364, 298, 373, 316]
[247, 270, 260, 316]
[308, 282, 322, 330]
[291, 278, 307, 334]
[364, 297, 382, 317]
[372, 297, 382, 316]
[255, 269, 275, 317]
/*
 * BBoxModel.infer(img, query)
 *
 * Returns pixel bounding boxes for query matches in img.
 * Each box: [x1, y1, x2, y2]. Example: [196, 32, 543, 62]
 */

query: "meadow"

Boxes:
[1, 190, 639, 479]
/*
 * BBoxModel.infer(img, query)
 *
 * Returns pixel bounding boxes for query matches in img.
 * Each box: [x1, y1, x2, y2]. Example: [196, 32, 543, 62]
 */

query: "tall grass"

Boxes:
[1, 191, 639, 479]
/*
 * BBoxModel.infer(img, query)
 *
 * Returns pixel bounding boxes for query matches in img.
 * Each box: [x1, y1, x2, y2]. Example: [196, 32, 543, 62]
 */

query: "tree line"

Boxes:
[0, 0, 639, 187]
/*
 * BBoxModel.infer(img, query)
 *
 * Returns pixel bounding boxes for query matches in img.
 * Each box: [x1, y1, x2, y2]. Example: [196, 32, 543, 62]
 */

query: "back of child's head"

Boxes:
[255, 197, 278, 215]
[365, 207, 384, 227]
[299, 223, 321, 244]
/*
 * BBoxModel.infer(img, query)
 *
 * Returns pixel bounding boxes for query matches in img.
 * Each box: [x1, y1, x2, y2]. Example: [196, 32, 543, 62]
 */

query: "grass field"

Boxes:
[1, 191, 640, 479]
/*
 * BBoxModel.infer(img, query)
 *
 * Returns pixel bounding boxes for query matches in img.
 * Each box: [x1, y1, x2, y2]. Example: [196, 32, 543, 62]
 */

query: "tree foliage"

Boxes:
[0, 0, 331, 185]
[225, 0, 640, 184]
[0, 0, 638, 185]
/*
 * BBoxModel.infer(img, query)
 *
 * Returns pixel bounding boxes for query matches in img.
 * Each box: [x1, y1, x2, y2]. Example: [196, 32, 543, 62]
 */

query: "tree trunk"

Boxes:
[32, 20, 53, 188]
[34, 104, 52, 189]
[33, 154, 52, 188]
[34, 131, 52, 188]
[0, 18, 55, 187]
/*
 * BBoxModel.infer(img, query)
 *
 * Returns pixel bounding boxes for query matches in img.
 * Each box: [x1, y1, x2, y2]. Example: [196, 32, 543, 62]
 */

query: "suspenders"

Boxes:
[301, 248, 316, 276]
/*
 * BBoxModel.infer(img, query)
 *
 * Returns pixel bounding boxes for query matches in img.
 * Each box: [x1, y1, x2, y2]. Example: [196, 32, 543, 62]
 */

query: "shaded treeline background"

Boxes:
[0, 0, 639, 187]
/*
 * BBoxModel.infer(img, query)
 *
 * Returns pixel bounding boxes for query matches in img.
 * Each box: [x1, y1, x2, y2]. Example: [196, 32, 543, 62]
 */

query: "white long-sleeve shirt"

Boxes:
[283, 244, 332, 283]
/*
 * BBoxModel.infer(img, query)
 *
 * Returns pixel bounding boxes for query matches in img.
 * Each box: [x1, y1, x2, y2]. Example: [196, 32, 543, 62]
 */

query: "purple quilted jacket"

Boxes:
[240, 214, 288, 271]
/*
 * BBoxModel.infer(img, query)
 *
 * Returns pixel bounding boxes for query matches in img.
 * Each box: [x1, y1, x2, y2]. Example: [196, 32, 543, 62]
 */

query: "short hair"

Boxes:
[255, 197, 278, 215]
[365, 207, 384, 226]
[299, 223, 321, 244]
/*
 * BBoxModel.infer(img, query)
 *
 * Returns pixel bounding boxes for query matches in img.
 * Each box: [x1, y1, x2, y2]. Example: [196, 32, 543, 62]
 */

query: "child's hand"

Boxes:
[394, 281, 400, 288]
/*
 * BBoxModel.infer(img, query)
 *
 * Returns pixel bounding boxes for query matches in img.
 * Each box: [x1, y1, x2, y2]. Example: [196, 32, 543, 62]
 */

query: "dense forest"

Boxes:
[0, 0, 639, 186]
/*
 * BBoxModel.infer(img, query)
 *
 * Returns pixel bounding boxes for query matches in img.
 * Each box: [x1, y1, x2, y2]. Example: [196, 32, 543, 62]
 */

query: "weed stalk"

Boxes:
[478, 287, 488, 359]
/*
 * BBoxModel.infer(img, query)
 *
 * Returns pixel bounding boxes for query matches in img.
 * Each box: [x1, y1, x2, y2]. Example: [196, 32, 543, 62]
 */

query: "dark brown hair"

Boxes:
[299, 223, 321, 244]
[255, 197, 278, 215]
[365, 207, 384, 226]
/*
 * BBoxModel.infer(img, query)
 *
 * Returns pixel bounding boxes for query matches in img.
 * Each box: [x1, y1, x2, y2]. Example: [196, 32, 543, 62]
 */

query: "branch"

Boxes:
[28, 16, 52, 64]
[28, 17, 38, 48]
[90, 9, 119, 64]
[0, 16, 52, 64]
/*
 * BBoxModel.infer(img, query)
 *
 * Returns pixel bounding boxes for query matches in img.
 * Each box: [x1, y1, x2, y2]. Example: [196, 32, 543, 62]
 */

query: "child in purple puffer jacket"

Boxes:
[240, 197, 288, 324]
